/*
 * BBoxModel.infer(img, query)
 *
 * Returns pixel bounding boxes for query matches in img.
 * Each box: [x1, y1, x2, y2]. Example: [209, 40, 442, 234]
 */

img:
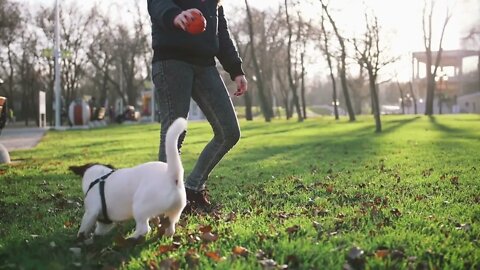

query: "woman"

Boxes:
[147, 0, 248, 212]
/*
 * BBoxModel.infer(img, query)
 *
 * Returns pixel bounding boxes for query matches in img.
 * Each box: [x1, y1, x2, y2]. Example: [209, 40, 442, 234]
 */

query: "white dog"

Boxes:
[69, 118, 187, 240]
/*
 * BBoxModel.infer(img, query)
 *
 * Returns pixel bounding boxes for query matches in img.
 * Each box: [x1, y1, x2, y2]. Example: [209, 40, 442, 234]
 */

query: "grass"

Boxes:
[0, 114, 479, 270]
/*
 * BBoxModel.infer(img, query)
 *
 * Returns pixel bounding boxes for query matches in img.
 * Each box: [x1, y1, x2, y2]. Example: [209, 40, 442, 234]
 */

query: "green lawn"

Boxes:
[0, 115, 479, 269]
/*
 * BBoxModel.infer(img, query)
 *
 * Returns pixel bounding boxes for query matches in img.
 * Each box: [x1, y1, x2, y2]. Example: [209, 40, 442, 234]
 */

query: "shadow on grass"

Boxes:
[0, 116, 436, 269]
[222, 116, 422, 184]
[428, 116, 479, 139]
[0, 172, 151, 270]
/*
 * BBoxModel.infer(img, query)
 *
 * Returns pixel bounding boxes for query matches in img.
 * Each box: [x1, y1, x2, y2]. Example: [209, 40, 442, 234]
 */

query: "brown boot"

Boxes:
[185, 188, 212, 213]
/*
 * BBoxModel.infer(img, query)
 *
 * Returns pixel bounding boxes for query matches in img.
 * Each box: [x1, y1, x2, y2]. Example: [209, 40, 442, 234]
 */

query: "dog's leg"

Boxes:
[94, 222, 116, 236]
[77, 210, 97, 239]
[164, 212, 180, 237]
[130, 217, 150, 239]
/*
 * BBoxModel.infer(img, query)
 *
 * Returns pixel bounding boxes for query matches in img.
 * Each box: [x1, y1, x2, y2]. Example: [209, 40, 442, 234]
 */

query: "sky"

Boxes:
[22, 0, 480, 81]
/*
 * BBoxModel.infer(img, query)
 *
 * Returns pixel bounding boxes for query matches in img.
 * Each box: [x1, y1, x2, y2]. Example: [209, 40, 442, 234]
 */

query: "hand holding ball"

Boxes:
[186, 12, 206, 35]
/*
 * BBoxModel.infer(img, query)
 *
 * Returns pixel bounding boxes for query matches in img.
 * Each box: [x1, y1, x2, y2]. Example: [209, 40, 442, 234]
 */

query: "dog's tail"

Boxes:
[166, 118, 187, 181]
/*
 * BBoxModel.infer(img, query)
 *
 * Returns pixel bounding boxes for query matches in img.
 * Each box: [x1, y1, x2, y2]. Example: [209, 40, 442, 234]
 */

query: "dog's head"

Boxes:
[69, 163, 115, 177]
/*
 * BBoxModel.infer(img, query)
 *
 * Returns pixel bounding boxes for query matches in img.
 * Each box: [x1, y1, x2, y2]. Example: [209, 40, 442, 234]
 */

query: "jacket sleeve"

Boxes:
[216, 6, 245, 81]
[147, 0, 183, 30]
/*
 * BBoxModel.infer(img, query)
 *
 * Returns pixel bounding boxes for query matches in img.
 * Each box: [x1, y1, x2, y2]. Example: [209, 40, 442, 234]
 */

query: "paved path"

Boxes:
[0, 127, 48, 151]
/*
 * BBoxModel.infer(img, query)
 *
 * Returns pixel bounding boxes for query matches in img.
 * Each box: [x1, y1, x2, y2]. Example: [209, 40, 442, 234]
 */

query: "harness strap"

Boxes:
[84, 170, 115, 224]
[98, 179, 111, 224]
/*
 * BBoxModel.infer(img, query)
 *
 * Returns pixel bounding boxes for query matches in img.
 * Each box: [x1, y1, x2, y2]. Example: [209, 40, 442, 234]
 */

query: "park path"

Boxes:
[0, 127, 48, 151]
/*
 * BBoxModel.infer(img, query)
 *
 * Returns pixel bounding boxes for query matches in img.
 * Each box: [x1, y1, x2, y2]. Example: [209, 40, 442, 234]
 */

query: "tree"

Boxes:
[85, 8, 117, 107]
[284, 0, 303, 122]
[230, 26, 254, 121]
[244, 0, 273, 122]
[319, 11, 339, 120]
[422, 0, 452, 116]
[319, 0, 356, 122]
[353, 12, 397, 133]
[462, 25, 480, 91]
[0, 0, 22, 111]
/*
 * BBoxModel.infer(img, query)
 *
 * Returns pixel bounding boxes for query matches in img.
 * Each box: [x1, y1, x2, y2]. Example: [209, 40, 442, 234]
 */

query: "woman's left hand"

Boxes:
[233, 75, 248, 97]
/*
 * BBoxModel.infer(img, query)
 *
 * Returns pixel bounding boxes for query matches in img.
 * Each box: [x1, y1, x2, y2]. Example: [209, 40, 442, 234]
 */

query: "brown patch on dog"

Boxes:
[69, 163, 116, 177]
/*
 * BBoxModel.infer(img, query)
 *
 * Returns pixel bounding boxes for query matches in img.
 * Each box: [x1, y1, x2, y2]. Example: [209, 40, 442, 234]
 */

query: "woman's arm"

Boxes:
[147, 0, 183, 30]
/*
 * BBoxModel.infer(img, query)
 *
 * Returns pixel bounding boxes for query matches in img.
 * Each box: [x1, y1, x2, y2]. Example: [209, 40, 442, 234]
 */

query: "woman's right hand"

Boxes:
[173, 9, 203, 31]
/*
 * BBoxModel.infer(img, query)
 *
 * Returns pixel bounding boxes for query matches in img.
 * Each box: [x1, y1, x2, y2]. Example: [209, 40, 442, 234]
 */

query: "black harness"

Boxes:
[85, 170, 115, 224]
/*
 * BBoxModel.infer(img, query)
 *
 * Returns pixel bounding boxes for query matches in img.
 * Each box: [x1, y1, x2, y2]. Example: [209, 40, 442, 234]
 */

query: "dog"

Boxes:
[69, 118, 187, 240]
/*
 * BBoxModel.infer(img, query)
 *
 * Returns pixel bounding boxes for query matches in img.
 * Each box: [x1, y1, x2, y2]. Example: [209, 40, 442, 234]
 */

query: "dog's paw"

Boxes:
[76, 233, 94, 245]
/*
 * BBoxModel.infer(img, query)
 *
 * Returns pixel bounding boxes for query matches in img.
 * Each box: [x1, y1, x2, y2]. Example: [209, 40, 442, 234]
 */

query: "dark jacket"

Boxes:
[147, 0, 244, 80]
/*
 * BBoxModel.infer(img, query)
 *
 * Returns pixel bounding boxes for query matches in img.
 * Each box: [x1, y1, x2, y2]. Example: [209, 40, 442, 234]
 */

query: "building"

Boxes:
[412, 49, 480, 114]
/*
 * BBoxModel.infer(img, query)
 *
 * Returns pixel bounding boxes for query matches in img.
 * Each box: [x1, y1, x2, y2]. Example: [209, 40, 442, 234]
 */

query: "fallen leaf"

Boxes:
[232, 246, 249, 257]
[375, 249, 389, 258]
[201, 232, 219, 243]
[157, 245, 175, 255]
[64, 220, 74, 229]
[326, 185, 334, 193]
[205, 251, 225, 262]
[285, 225, 300, 235]
[199, 225, 213, 233]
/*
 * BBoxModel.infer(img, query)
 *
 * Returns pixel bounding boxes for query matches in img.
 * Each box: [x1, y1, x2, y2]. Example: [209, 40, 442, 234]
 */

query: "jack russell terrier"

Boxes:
[69, 118, 187, 241]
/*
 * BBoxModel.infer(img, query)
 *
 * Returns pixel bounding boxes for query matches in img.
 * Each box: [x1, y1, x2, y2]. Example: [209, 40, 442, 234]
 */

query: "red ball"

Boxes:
[186, 12, 206, 35]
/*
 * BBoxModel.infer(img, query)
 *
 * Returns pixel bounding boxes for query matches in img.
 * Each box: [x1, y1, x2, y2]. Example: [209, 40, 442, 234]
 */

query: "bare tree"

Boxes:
[230, 27, 254, 121]
[85, 9, 116, 106]
[319, 11, 339, 120]
[284, 0, 303, 122]
[396, 81, 406, 114]
[86, 3, 151, 107]
[244, 0, 273, 122]
[462, 25, 480, 91]
[0, 0, 22, 110]
[319, 0, 356, 122]
[353, 12, 397, 133]
[408, 82, 418, 114]
[17, 30, 42, 126]
[422, 0, 452, 116]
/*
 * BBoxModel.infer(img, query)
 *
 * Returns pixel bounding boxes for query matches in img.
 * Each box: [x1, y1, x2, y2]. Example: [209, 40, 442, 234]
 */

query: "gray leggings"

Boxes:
[152, 60, 240, 191]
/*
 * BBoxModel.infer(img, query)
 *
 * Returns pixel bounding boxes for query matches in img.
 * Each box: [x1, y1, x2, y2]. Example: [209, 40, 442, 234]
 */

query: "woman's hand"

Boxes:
[174, 9, 203, 31]
[233, 75, 248, 97]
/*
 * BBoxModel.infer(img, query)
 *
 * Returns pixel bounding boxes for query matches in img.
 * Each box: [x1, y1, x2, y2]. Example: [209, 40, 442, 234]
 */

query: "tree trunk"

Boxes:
[320, 2, 356, 121]
[300, 52, 307, 119]
[368, 71, 381, 132]
[396, 82, 405, 114]
[244, 91, 253, 121]
[284, 0, 303, 122]
[245, 0, 272, 122]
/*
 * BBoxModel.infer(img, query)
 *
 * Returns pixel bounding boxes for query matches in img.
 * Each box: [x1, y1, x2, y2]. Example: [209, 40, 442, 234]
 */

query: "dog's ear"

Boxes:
[69, 163, 97, 177]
